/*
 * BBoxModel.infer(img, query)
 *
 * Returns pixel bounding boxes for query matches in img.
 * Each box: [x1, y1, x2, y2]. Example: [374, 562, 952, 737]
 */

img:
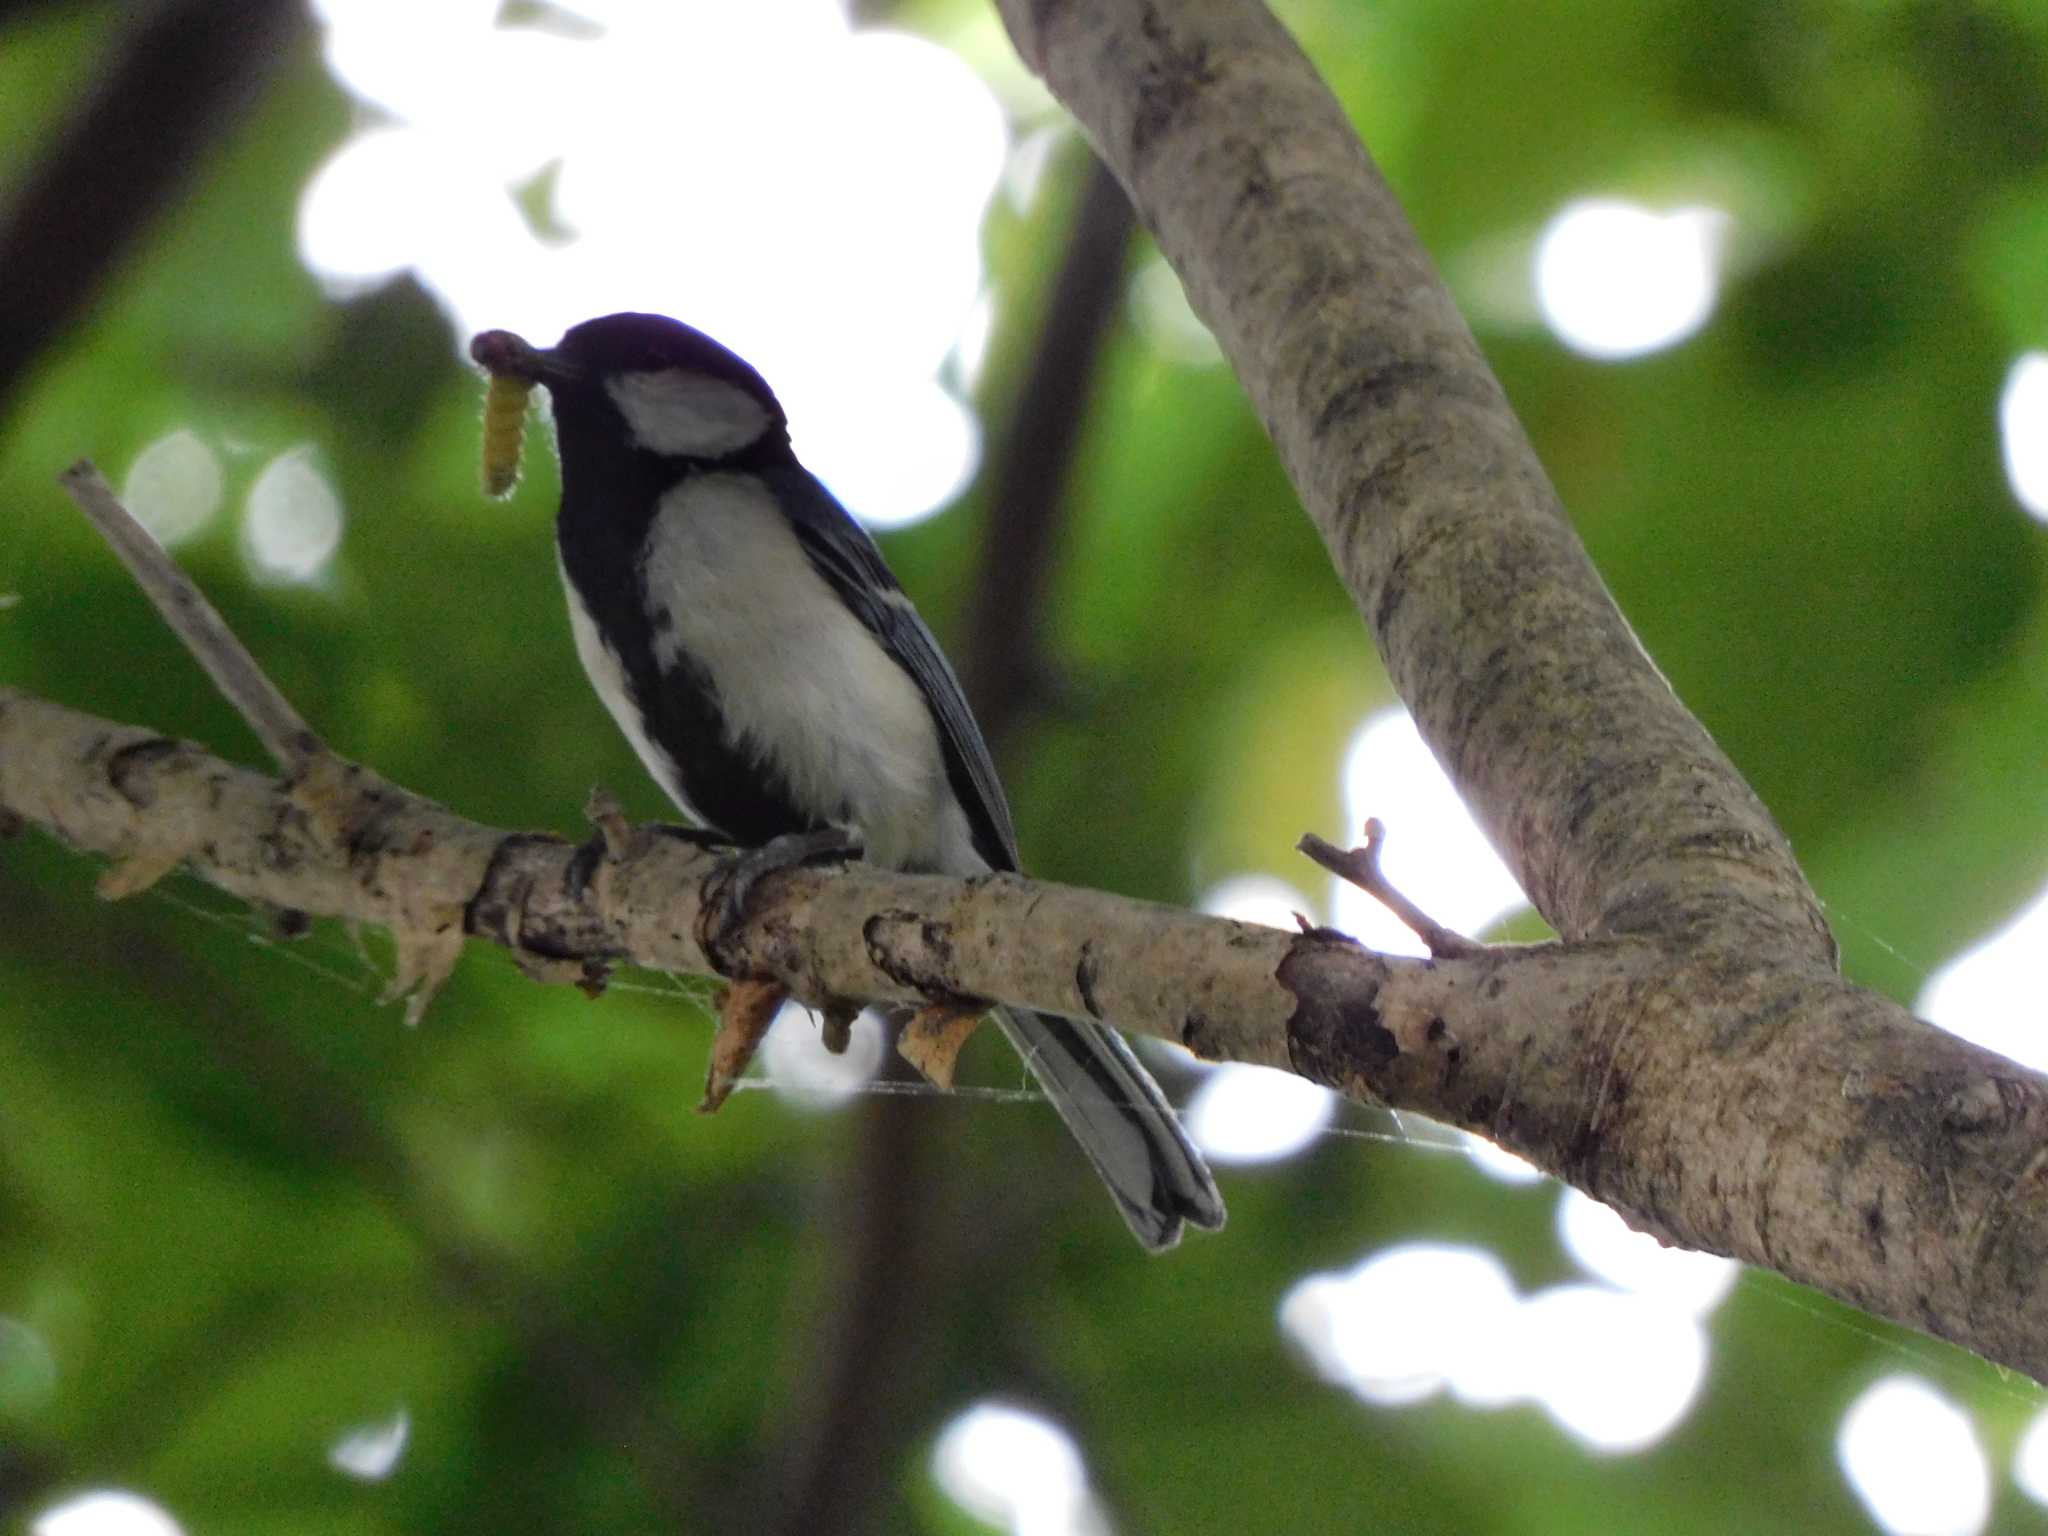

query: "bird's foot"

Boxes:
[700, 827, 863, 954]
[565, 799, 738, 901]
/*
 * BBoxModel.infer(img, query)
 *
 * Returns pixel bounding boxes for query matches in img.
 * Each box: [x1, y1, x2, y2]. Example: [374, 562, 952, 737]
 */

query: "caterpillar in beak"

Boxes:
[480, 372, 534, 498]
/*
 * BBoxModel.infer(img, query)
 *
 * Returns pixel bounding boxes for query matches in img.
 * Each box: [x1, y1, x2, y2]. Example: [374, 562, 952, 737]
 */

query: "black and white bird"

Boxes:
[470, 312, 1225, 1250]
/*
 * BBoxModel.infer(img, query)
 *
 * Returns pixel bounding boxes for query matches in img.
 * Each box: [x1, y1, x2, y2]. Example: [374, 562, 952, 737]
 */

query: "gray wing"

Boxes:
[764, 463, 1020, 872]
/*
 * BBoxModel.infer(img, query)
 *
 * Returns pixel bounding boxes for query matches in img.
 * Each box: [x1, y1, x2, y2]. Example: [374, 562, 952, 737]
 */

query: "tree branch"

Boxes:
[8, 0, 2048, 1390]
[963, 152, 1137, 744]
[978, 0, 2048, 1377]
[6, 677, 2047, 1376]
[60, 461, 321, 772]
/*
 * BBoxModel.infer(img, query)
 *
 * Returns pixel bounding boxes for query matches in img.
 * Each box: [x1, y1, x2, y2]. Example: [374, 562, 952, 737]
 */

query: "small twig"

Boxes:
[701, 979, 788, 1112]
[896, 999, 989, 1090]
[1299, 819, 1484, 959]
[59, 460, 323, 774]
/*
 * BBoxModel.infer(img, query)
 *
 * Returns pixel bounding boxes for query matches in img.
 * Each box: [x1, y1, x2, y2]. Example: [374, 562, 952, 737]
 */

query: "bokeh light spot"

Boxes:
[31, 1491, 184, 1536]
[1999, 353, 2048, 525]
[1535, 198, 1726, 360]
[2012, 1401, 2048, 1506]
[1461, 1129, 1547, 1185]
[932, 1400, 1109, 1536]
[1283, 1244, 1521, 1408]
[1519, 1284, 1709, 1452]
[1837, 1376, 1990, 1536]
[0, 1314, 57, 1416]
[1556, 1187, 1738, 1316]
[760, 1003, 884, 1111]
[328, 1407, 411, 1481]
[298, 0, 1005, 531]
[1188, 1064, 1334, 1164]
[1200, 874, 1314, 932]
[787, 378, 979, 530]
[243, 447, 344, 586]
[122, 430, 223, 547]
[1285, 1243, 1709, 1451]
[1918, 879, 2048, 1072]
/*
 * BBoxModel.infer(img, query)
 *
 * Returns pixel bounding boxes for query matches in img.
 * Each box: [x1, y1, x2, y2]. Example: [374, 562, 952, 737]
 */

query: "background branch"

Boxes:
[763, 149, 1142, 1536]
[0, 0, 305, 422]
[963, 152, 1138, 746]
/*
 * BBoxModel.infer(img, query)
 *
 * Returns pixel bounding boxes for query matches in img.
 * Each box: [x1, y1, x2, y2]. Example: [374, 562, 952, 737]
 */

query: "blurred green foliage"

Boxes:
[4, 1, 2048, 1533]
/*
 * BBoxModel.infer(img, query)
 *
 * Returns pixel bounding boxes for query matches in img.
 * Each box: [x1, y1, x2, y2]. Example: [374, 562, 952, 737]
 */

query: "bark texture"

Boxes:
[6, 681, 2048, 1376]
[986, 0, 2048, 1377]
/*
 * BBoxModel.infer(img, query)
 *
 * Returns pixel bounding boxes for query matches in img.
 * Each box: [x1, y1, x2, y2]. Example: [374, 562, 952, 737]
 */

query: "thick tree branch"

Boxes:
[981, 0, 2048, 1378]
[6, 682, 2048, 1376]
[0, 686, 1296, 1055]
[997, 0, 1833, 960]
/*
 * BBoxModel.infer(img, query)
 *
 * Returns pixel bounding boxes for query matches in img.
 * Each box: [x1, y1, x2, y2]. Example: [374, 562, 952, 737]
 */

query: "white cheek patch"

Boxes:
[607, 369, 771, 457]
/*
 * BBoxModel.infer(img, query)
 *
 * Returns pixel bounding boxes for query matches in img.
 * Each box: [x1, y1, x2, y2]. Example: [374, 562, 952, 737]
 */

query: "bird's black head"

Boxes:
[471, 312, 789, 467]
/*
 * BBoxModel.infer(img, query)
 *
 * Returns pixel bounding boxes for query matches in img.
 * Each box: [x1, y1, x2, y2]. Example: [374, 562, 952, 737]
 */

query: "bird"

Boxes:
[468, 311, 1224, 1250]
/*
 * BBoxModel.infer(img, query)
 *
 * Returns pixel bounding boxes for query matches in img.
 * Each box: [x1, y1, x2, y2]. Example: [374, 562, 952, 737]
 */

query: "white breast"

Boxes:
[634, 473, 981, 872]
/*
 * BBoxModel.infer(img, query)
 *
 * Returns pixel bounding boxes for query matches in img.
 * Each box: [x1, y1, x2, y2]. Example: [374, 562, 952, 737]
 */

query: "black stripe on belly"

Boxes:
[638, 649, 823, 847]
[557, 468, 819, 848]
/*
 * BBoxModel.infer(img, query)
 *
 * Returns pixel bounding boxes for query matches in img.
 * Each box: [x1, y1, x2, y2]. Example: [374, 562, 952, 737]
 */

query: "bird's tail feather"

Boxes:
[992, 1005, 1226, 1251]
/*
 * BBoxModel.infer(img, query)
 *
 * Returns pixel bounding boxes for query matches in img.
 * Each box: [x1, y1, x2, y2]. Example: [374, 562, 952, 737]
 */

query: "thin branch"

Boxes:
[1299, 821, 1481, 959]
[58, 461, 322, 773]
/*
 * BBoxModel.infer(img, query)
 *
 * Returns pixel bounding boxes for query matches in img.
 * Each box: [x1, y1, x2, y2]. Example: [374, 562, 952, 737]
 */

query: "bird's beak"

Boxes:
[470, 328, 568, 387]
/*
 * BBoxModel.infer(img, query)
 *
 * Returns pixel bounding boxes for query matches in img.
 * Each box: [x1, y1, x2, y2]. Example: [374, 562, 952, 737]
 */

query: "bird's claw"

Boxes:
[703, 827, 862, 952]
